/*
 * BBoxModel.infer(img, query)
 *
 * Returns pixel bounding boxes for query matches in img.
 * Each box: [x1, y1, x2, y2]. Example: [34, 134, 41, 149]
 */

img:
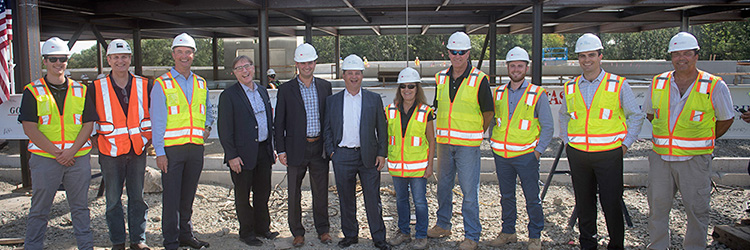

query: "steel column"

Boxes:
[14, 0, 42, 189]
[258, 4, 269, 87]
[681, 10, 690, 32]
[305, 22, 313, 45]
[489, 14, 497, 84]
[212, 33, 219, 80]
[335, 33, 341, 79]
[532, 0, 543, 86]
[133, 28, 143, 76]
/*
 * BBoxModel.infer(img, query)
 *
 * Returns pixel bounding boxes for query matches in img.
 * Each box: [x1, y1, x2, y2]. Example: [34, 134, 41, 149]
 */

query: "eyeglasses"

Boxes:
[399, 84, 417, 89]
[46, 57, 68, 63]
[268, 74, 276, 78]
[449, 50, 468, 56]
[233, 64, 253, 71]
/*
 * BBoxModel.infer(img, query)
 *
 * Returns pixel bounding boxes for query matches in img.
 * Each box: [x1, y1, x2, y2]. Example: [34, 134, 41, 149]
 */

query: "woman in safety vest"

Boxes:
[385, 67, 435, 250]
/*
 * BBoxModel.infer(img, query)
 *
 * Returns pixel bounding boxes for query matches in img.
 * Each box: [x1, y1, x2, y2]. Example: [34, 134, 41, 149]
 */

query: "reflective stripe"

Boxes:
[570, 112, 577, 120]
[606, 80, 616, 92]
[490, 139, 538, 152]
[691, 110, 703, 122]
[655, 73, 669, 90]
[164, 128, 205, 139]
[468, 69, 478, 87]
[135, 77, 145, 124]
[412, 136, 421, 146]
[600, 108, 612, 120]
[436, 129, 483, 140]
[387, 161, 428, 171]
[389, 136, 395, 145]
[519, 119, 530, 130]
[169, 106, 179, 115]
[569, 133, 626, 145]
[74, 114, 82, 125]
[697, 81, 708, 94]
[99, 78, 115, 126]
[40, 115, 50, 125]
[28, 141, 91, 152]
[496, 117, 502, 127]
[495, 85, 506, 100]
[566, 82, 575, 95]
[164, 77, 174, 89]
[389, 108, 396, 119]
[199, 104, 205, 115]
[653, 137, 713, 148]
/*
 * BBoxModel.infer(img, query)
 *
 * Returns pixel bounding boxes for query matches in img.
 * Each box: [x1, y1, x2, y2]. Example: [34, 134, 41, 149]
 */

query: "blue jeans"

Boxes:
[100, 153, 148, 245]
[392, 176, 428, 239]
[493, 152, 544, 238]
[435, 143, 481, 242]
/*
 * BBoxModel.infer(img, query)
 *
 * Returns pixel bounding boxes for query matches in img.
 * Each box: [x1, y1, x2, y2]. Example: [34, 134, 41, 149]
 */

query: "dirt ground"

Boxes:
[0, 173, 747, 250]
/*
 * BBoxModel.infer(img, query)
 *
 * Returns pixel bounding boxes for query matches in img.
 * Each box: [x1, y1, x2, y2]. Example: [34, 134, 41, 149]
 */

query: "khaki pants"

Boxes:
[647, 151, 711, 250]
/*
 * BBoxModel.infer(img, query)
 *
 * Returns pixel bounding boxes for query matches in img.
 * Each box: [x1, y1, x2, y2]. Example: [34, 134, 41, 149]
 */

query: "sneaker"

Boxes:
[489, 233, 517, 246]
[458, 238, 477, 250]
[426, 225, 451, 238]
[389, 231, 411, 246]
[412, 238, 429, 250]
[527, 238, 541, 250]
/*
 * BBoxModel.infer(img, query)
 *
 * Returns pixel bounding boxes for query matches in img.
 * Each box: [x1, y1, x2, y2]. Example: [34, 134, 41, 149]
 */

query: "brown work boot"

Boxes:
[319, 233, 333, 244]
[489, 233, 517, 246]
[412, 238, 429, 250]
[527, 238, 541, 250]
[426, 225, 451, 238]
[292, 236, 304, 247]
[458, 238, 478, 250]
[388, 231, 411, 246]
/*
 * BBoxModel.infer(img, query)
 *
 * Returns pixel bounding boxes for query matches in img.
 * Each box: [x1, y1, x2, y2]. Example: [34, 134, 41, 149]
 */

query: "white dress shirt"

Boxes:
[339, 88, 362, 148]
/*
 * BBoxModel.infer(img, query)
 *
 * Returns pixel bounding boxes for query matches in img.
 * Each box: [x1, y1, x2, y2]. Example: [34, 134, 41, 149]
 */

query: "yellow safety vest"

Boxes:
[564, 72, 627, 152]
[25, 78, 92, 158]
[155, 72, 207, 147]
[434, 67, 487, 146]
[94, 74, 152, 157]
[651, 70, 718, 156]
[386, 103, 433, 178]
[490, 83, 545, 158]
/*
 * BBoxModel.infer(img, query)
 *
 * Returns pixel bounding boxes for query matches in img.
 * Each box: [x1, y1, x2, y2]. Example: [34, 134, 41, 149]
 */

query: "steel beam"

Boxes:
[305, 22, 313, 44]
[258, 4, 269, 87]
[335, 33, 341, 79]
[489, 14, 497, 84]
[681, 10, 689, 32]
[15, 0, 42, 189]
[531, 0, 542, 86]
[67, 23, 87, 49]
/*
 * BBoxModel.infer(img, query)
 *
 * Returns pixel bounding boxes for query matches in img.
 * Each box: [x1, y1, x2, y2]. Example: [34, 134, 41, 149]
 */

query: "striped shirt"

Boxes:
[298, 77, 321, 137]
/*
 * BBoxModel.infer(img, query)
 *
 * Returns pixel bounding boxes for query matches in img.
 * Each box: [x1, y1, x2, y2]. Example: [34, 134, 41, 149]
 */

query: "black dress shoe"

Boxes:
[374, 241, 392, 250]
[179, 237, 210, 249]
[337, 237, 359, 248]
[240, 237, 263, 247]
[259, 231, 280, 240]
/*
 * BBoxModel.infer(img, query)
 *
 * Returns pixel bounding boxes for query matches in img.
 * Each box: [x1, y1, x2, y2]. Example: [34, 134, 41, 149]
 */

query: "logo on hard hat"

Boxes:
[117, 44, 124, 48]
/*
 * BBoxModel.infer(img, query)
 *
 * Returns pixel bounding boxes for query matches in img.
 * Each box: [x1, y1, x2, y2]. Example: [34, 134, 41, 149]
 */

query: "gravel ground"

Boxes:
[0, 174, 747, 250]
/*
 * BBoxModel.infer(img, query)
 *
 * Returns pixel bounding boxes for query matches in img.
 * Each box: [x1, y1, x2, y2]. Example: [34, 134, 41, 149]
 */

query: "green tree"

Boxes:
[67, 38, 223, 69]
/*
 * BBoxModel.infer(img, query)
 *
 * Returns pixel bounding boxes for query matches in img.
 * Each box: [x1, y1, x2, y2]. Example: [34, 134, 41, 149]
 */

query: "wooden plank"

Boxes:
[712, 225, 750, 250]
[0, 238, 24, 245]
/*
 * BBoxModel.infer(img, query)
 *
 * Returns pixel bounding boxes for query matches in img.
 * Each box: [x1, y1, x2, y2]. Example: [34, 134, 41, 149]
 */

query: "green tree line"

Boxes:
[67, 20, 748, 69]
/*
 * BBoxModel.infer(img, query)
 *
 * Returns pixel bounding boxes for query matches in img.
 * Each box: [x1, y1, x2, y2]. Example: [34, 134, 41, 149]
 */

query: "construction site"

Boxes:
[0, 0, 749, 249]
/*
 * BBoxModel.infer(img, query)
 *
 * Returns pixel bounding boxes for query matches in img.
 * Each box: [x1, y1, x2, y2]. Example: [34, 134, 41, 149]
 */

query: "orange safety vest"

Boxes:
[94, 74, 152, 157]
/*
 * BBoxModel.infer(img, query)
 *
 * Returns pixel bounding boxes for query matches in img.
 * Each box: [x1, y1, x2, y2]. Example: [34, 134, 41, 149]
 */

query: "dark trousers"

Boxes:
[162, 144, 204, 250]
[567, 146, 624, 250]
[332, 147, 386, 243]
[231, 140, 273, 240]
[287, 139, 330, 237]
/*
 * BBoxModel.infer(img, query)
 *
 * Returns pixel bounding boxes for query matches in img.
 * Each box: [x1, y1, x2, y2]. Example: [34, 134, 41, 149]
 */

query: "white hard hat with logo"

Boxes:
[107, 39, 132, 55]
[342, 54, 365, 71]
[397, 67, 420, 84]
[506, 46, 530, 63]
[668, 32, 700, 53]
[446, 31, 471, 50]
[42, 37, 71, 56]
[172, 33, 196, 51]
[575, 33, 603, 53]
[294, 43, 318, 62]
[267, 69, 276, 75]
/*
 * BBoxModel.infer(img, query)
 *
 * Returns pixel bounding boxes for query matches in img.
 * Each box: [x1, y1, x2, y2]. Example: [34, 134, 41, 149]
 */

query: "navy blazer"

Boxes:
[217, 82, 274, 170]
[273, 77, 332, 166]
[323, 88, 387, 168]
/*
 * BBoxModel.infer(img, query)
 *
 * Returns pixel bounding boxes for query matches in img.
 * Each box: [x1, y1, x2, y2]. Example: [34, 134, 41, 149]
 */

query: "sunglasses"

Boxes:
[46, 57, 68, 63]
[449, 50, 468, 56]
[268, 74, 276, 78]
[399, 84, 417, 89]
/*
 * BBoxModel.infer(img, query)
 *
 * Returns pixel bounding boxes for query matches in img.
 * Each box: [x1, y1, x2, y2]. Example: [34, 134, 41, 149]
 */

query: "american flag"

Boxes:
[0, 0, 12, 105]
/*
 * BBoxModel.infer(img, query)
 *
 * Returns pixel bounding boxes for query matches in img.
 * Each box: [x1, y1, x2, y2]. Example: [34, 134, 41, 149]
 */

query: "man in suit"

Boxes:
[218, 55, 279, 247]
[274, 43, 333, 247]
[324, 54, 391, 250]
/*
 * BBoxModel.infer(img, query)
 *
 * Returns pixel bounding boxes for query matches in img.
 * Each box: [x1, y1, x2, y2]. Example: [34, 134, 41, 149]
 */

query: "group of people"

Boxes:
[19, 30, 734, 250]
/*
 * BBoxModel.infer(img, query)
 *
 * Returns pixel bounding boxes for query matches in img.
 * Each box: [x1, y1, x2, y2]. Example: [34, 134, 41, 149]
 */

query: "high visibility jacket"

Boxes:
[651, 70, 719, 156]
[386, 103, 433, 178]
[434, 67, 487, 146]
[155, 72, 207, 147]
[490, 83, 545, 158]
[25, 78, 92, 158]
[564, 73, 627, 152]
[93, 74, 152, 157]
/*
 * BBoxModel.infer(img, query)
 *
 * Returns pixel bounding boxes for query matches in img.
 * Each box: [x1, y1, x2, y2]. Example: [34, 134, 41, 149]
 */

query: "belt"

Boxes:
[338, 146, 360, 151]
[306, 136, 320, 142]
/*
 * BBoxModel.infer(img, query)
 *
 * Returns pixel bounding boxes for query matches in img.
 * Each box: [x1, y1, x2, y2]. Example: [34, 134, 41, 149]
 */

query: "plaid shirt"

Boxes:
[298, 77, 320, 137]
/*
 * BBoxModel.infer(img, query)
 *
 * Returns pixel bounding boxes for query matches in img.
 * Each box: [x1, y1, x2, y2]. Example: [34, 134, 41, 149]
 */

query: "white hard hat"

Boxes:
[294, 43, 318, 62]
[342, 54, 365, 71]
[446, 31, 471, 50]
[506, 46, 530, 63]
[42, 37, 71, 56]
[397, 67, 420, 84]
[107, 39, 132, 55]
[575, 33, 603, 53]
[171, 33, 196, 51]
[267, 69, 276, 75]
[668, 32, 700, 53]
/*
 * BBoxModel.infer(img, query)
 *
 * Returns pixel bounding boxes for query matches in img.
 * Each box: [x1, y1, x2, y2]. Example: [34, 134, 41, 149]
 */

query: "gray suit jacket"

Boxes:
[323, 88, 387, 168]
